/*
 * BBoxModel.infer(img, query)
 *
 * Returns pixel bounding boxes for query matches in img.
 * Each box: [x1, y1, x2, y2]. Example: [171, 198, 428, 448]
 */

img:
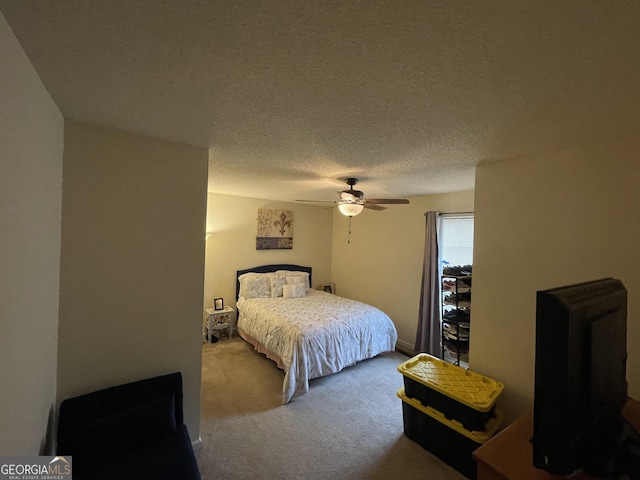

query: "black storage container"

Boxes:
[398, 388, 503, 480]
[398, 353, 504, 431]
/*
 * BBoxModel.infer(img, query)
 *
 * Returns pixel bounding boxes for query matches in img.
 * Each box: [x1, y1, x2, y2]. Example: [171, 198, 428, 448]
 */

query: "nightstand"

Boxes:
[204, 306, 236, 342]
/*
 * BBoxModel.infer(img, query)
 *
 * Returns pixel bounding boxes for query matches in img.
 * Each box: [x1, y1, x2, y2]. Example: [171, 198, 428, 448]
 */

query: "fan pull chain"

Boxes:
[348, 216, 352, 244]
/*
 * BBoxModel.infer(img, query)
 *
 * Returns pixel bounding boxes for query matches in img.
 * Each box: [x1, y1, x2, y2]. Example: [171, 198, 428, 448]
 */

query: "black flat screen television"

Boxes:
[533, 278, 629, 476]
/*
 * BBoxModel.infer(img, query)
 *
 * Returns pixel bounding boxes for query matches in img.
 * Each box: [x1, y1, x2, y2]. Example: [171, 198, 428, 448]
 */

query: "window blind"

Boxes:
[440, 215, 474, 267]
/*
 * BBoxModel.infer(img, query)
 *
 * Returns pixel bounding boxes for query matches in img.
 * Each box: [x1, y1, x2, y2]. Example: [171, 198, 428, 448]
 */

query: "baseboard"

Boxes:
[395, 339, 417, 358]
[191, 436, 202, 452]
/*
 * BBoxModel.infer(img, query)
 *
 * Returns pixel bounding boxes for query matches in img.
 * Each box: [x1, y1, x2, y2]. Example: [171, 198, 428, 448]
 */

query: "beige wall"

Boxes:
[330, 190, 475, 351]
[472, 141, 640, 422]
[203, 193, 333, 310]
[0, 12, 64, 454]
[57, 121, 208, 440]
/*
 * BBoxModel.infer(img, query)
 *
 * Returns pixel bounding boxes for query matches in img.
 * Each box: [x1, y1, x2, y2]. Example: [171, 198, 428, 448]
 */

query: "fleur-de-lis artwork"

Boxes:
[256, 209, 293, 250]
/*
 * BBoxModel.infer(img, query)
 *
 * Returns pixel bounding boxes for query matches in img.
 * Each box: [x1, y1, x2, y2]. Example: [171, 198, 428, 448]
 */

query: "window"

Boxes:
[440, 214, 474, 268]
[439, 213, 474, 367]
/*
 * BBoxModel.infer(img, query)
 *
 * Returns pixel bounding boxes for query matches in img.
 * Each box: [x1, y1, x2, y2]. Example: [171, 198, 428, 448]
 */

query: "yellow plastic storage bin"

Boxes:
[398, 387, 503, 480]
[398, 353, 504, 431]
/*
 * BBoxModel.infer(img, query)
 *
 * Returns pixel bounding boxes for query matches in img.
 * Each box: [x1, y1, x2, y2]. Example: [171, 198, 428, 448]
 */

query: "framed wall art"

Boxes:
[256, 209, 293, 250]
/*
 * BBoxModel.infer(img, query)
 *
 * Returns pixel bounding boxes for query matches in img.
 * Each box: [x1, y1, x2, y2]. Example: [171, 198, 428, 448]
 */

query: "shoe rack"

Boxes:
[441, 266, 472, 367]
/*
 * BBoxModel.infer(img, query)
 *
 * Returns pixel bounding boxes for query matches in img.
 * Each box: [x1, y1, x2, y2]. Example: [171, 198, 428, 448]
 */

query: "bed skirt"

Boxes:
[237, 327, 287, 372]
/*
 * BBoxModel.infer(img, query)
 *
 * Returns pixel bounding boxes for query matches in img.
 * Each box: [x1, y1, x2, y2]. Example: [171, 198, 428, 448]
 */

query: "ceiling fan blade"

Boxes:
[364, 203, 386, 211]
[365, 198, 410, 205]
[297, 178, 409, 211]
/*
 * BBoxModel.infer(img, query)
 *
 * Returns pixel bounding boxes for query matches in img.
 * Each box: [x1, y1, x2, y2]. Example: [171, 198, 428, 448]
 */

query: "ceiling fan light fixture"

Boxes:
[340, 190, 363, 202]
[338, 202, 364, 217]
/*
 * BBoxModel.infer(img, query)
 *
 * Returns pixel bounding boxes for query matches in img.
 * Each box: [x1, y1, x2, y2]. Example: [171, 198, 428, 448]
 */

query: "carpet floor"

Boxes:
[196, 337, 467, 480]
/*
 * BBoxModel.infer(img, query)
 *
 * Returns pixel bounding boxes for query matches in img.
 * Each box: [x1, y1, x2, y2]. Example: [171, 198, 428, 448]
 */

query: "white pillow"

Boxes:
[284, 272, 310, 288]
[238, 272, 263, 282]
[238, 272, 258, 298]
[238, 273, 271, 299]
[269, 274, 287, 297]
[283, 283, 307, 299]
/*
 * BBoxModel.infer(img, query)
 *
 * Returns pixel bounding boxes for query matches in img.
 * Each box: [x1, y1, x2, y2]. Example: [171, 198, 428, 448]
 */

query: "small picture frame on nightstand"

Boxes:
[323, 284, 335, 294]
[214, 298, 224, 310]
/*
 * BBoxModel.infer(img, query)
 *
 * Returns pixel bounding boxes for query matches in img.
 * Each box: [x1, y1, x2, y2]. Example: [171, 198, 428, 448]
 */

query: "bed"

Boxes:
[235, 264, 398, 404]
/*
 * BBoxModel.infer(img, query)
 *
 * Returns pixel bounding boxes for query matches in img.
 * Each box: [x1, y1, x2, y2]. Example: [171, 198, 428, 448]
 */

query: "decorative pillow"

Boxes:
[269, 274, 287, 297]
[283, 283, 307, 299]
[285, 272, 310, 288]
[276, 270, 310, 284]
[238, 273, 271, 299]
[238, 272, 262, 285]
[237, 273, 255, 299]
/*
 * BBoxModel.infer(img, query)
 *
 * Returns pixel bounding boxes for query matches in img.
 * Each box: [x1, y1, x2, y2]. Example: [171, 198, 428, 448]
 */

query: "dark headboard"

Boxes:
[236, 264, 312, 300]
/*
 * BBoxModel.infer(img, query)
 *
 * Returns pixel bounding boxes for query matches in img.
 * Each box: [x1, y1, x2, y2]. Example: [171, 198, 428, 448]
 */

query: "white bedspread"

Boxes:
[237, 289, 398, 404]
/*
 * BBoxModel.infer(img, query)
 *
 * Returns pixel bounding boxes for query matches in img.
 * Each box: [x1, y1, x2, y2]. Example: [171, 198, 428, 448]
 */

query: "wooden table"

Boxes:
[473, 399, 640, 480]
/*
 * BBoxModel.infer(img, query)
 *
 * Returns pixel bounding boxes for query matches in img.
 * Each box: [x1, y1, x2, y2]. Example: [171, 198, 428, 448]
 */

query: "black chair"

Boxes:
[57, 372, 201, 480]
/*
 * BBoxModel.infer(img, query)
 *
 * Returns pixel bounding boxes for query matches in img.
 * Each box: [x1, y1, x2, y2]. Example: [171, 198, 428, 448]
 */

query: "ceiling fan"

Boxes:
[297, 177, 410, 217]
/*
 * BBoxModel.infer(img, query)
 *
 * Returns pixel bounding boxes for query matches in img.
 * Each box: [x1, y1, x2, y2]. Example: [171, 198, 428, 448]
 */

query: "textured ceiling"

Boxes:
[2, 1, 640, 202]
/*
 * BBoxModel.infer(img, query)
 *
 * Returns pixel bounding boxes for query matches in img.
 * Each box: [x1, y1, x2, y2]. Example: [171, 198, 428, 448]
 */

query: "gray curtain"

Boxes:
[414, 211, 442, 356]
